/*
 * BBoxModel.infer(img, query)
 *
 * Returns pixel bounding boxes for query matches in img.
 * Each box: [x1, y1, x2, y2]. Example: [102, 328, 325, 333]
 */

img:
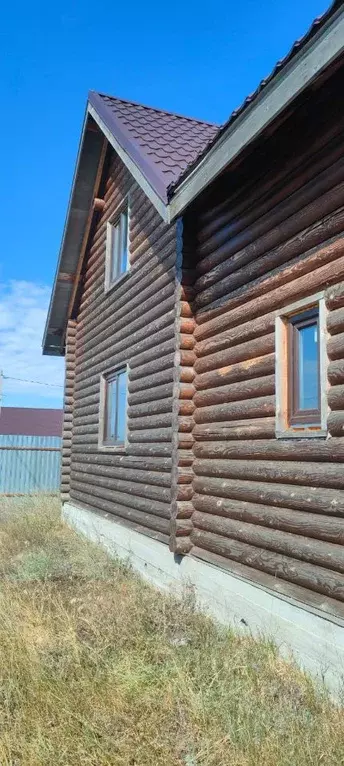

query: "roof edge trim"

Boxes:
[168, 3, 344, 219]
[88, 103, 170, 222]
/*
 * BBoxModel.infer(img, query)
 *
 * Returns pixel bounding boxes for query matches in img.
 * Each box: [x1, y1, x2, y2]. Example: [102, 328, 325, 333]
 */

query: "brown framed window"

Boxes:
[102, 367, 127, 446]
[105, 201, 130, 290]
[287, 307, 321, 427]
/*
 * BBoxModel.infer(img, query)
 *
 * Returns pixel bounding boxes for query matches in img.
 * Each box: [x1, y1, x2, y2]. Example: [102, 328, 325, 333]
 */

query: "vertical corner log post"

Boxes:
[170, 218, 196, 554]
[61, 319, 76, 502]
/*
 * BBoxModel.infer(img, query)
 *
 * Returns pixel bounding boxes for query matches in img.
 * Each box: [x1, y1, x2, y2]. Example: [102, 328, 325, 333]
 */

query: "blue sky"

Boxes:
[0, 0, 329, 408]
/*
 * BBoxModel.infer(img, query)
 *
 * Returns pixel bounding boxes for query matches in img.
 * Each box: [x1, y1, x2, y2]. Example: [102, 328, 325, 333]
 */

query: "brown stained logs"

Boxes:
[195, 249, 344, 338]
[325, 281, 344, 310]
[195, 354, 275, 391]
[193, 475, 344, 516]
[195, 333, 275, 375]
[194, 396, 275, 424]
[196, 313, 275, 358]
[327, 307, 344, 336]
[191, 528, 344, 602]
[68, 152, 178, 538]
[194, 375, 275, 408]
[194, 458, 344, 491]
[328, 411, 344, 437]
[328, 332, 344, 361]
[193, 418, 276, 441]
[328, 360, 344, 386]
[193, 438, 344, 461]
[61, 320, 76, 501]
[192, 511, 344, 573]
[328, 385, 344, 411]
[193, 495, 344, 545]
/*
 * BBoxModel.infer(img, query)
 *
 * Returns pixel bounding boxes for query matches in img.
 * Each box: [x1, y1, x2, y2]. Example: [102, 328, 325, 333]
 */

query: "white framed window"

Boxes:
[105, 201, 130, 290]
[275, 293, 328, 438]
[99, 366, 128, 448]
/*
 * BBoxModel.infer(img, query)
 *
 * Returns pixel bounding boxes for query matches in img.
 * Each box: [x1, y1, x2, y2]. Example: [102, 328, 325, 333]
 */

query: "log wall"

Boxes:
[69, 151, 178, 543]
[186, 76, 344, 619]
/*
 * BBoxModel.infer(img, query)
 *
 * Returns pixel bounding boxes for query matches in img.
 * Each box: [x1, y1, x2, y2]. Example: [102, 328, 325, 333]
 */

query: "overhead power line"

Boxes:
[3, 375, 63, 389]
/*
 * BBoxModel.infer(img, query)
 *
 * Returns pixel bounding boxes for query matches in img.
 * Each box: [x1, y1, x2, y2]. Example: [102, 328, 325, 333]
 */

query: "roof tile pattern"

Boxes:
[89, 92, 219, 202]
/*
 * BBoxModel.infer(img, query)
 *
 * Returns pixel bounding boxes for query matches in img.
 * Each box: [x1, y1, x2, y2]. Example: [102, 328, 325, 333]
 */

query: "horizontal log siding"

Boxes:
[61, 320, 76, 501]
[69, 152, 178, 542]
[189, 87, 344, 619]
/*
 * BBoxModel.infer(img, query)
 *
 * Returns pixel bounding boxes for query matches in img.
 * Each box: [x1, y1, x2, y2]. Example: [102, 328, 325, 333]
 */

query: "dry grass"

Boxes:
[0, 496, 343, 765]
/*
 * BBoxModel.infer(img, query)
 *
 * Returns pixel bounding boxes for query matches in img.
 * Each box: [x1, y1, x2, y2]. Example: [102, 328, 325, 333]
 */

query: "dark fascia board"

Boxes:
[89, 91, 169, 205]
[42, 111, 105, 355]
[169, 2, 344, 218]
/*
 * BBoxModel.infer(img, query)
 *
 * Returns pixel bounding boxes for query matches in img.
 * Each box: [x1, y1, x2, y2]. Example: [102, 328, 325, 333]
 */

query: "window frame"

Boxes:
[98, 365, 128, 451]
[275, 294, 328, 439]
[105, 198, 130, 292]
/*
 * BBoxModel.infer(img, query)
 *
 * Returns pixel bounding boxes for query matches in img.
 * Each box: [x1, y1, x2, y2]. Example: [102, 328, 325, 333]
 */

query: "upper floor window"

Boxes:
[100, 367, 128, 447]
[105, 202, 129, 289]
[275, 296, 327, 438]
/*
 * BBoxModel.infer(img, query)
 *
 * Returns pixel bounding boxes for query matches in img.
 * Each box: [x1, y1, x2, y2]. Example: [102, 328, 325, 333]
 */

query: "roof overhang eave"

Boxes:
[168, 2, 344, 220]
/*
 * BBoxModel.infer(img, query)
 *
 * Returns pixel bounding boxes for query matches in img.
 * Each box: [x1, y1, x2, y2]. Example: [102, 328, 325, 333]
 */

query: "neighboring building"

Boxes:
[43, 2, 344, 687]
[0, 408, 63, 494]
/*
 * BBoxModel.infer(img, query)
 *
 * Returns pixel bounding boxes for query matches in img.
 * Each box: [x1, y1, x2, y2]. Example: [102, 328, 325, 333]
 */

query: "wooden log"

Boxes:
[129, 397, 173, 419]
[129, 338, 175, 370]
[179, 383, 195, 400]
[328, 411, 344, 437]
[127, 443, 172, 458]
[327, 307, 344, 336]
[328, 385, 344, 411]
[195, 334, 275, 375]
[194, 375, 275, 408]
[197, 133, 344, 248]
[196, 312, 275, 358]
[128, 428, 172, 444]
[193, 494, 344, 545]
[194, 199, 344, 306]
[70, 451, 172, 472]
[71, 476, 171, 512]
[193, 475, 344, 516]
[325, 281, 344, 310]
[327, 332, 344, 361]
[128, 383, 173, 407]
[180, 349, 196, 366]
[194, 395, 275, 424]
[192, 511, 344, 572]
[180, 334, 195, 351]
[129, 366, 174, 392]
[128, 352, 175, 381]
[194, 457, 344, 491]
[193, 418, 276, 441]
[190, 528, 344, 602]
[171, 537, 193, 554]
[71, 462, 172, 488]
[193, 438, 344, 462]
[175, 501, 194, 519]
[71, 488, 169, 538]
[328, 360, 344, 386]
[127, 412, 172, 430]
[180, 301, 194, 318]
[195, 354, 275, 391]
[179, 400, 195, 416]
[195, 250, 344, 339]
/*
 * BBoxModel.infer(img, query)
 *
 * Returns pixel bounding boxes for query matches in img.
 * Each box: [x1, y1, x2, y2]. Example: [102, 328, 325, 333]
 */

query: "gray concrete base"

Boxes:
[63, 501, 344, 697]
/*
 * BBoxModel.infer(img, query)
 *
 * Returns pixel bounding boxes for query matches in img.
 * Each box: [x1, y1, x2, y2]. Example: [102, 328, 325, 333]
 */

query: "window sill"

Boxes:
[276, 429, 327, 439]
[105, 269, 130, 296]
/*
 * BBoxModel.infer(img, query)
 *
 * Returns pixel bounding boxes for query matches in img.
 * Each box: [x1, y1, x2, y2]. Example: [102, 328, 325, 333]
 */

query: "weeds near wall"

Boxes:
[0, 496, 343, 765]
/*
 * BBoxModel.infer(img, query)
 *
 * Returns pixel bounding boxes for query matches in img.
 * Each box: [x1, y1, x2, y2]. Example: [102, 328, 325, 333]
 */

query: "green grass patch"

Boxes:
[0, 496, 343, 765]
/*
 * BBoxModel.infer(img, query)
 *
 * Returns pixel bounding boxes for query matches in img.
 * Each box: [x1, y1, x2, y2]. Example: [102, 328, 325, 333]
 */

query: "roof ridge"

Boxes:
[89, 90, 220, 128]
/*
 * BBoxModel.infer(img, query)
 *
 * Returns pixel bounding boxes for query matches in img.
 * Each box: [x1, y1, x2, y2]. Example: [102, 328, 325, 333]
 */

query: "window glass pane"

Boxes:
[106, 378, 117, 440]
[111, 223, 120, 282]
[119, 211, 128, 274]
[116, 370, 127, 442]
[298, 321, 319, 410]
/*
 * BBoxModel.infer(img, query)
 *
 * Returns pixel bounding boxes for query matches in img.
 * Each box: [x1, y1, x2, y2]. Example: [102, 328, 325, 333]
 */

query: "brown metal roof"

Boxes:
[0, 408, 63, 437]
[89, 91, 219, 204]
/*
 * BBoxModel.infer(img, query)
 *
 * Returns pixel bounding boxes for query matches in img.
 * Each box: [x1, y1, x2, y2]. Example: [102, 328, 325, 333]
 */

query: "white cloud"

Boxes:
[0, 280, 64, 405]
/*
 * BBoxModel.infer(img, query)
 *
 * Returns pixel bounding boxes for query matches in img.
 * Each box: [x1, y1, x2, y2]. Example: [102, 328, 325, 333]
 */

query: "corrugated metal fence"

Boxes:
[0, 435, 61, 494]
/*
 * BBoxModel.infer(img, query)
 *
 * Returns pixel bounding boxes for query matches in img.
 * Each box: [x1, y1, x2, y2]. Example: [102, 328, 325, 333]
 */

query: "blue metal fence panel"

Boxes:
[0, 435, 61, 494]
